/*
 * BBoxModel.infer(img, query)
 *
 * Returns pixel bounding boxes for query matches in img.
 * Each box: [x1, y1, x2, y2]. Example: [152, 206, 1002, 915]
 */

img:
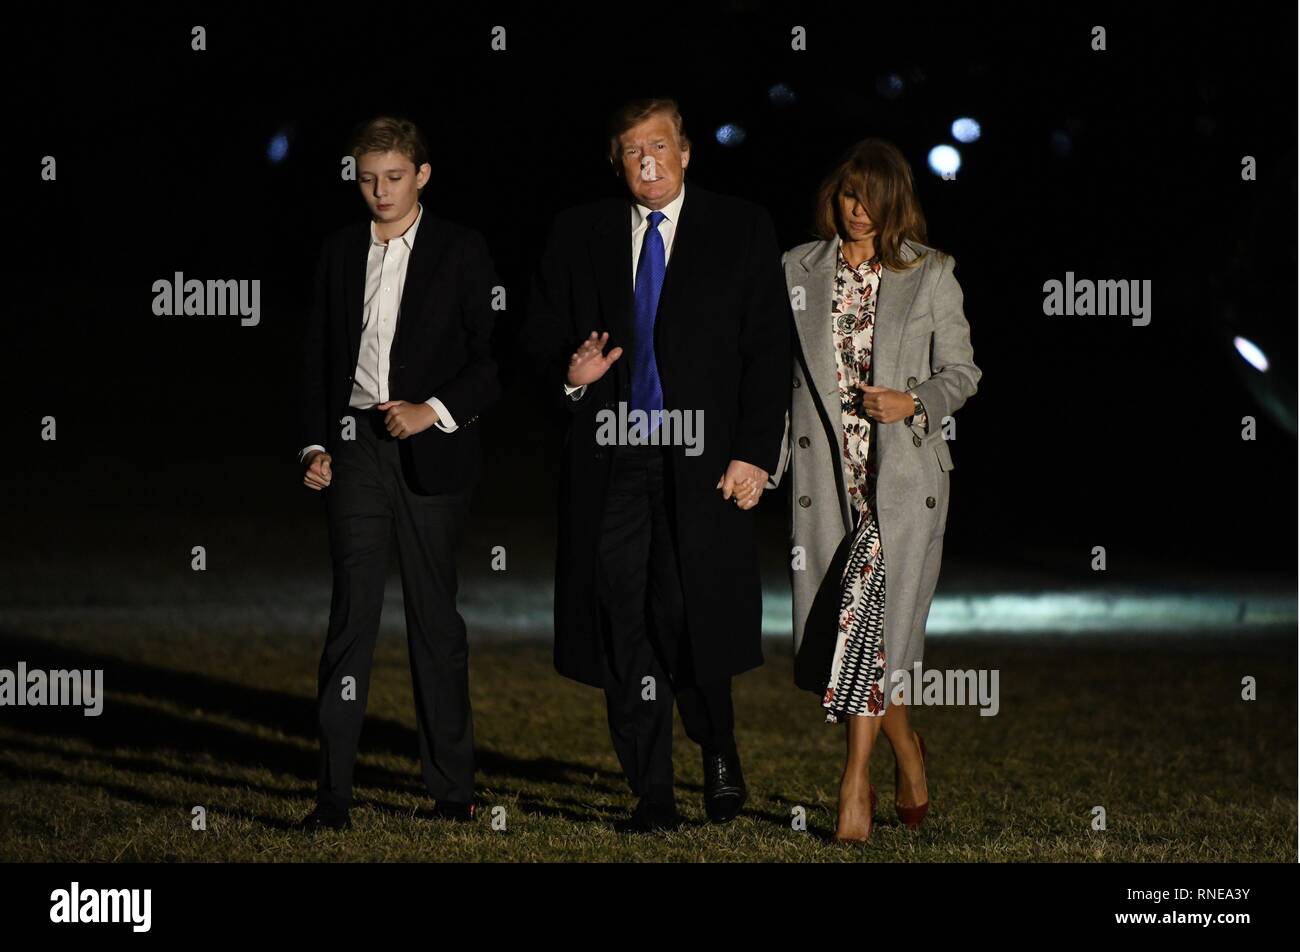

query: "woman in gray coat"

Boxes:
[763, 139, 980, 841]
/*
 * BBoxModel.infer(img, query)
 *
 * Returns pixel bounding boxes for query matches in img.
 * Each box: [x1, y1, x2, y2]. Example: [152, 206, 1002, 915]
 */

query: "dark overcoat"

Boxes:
[522, 183, 792, 688]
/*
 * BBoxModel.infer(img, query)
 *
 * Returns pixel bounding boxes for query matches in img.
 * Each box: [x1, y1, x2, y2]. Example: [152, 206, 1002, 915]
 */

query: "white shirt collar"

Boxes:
[370, 201, 423, 248]
[632, 181, 686, 231]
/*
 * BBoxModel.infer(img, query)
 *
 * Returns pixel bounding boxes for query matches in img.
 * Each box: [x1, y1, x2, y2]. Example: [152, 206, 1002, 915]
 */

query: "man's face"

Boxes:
[618, 113, 689, 209]
[838, 186, 875, 242]
[357, 150, 430, 222]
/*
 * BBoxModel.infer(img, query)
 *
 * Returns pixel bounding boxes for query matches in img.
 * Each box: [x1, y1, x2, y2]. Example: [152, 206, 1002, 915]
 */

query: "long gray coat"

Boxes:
[768, 237, 981, 706]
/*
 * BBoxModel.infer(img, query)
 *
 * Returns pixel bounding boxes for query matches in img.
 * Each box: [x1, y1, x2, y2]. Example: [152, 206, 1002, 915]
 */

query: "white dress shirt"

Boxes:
[299, 202, 456, 464]
[565, 181, 687, 400]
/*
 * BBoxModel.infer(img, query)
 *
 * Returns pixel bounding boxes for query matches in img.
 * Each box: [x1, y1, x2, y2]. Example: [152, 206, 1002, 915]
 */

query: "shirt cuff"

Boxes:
[299, 444, 326, 465]
[564, 382, 587, 400]
[425, 397, 457, 433]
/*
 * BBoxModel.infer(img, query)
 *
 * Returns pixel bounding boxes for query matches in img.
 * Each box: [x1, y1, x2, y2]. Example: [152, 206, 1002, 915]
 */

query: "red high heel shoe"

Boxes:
[894, 730, 929, 830]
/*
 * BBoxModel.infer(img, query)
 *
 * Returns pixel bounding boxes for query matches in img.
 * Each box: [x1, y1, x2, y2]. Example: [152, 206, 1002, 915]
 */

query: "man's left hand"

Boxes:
[376, 400, 437, 438]
[717, 459, 769, 511]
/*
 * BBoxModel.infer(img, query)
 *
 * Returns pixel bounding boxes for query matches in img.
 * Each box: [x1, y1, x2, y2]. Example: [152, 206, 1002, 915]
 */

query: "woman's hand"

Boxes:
[717, 459, 769, 510]
[856, 384, 915, 424]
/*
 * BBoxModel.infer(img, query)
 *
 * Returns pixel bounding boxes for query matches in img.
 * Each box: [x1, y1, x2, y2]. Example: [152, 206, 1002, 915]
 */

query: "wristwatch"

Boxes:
[906, 392, 925, 425]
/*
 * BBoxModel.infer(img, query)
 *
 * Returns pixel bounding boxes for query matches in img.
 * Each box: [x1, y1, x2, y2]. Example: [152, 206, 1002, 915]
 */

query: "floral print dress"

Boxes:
[821, 244, 927, 723]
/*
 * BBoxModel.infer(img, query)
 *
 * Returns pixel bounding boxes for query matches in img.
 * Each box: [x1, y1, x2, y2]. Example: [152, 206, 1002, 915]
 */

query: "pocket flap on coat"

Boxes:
[934, 439, 954, 471]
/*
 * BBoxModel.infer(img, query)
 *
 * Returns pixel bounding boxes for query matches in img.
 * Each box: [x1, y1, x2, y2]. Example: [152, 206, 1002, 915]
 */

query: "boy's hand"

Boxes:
[376, 400, 437, 438]
[303, 450, 332, 490]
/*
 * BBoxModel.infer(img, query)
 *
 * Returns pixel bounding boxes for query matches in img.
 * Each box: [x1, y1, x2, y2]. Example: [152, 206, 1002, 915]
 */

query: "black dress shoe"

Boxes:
[429, 800, 478, 823]
[296, 804, 351, 831]
[703, 751, 747, 823]
[615, 798, 683, 833]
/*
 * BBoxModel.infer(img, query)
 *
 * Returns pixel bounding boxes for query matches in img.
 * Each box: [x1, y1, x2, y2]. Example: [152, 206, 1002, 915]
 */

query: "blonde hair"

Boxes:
[606, 97, 691, 165]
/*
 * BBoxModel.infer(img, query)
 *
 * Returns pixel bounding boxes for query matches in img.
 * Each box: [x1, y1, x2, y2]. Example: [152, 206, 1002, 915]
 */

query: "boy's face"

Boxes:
[357, 150, 430, 222]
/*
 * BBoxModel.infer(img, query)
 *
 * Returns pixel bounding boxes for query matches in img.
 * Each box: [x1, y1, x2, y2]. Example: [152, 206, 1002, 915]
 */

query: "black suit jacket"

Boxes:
[521, 183, 792, 687]
[300, 213, 501, 494]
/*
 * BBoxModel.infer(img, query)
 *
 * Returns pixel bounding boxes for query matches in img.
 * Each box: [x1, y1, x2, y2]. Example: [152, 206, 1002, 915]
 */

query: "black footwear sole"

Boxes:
[704, 790, 747, 823]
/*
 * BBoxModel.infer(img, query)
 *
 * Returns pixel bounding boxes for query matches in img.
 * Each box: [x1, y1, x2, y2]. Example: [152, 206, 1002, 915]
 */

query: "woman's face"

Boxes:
[838, 187, 875, 242]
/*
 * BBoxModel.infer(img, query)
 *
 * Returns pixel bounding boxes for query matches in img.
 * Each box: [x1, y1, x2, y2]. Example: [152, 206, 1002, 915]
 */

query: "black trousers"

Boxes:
[315, 407, 474, 811]
[596, 443, 736, 808]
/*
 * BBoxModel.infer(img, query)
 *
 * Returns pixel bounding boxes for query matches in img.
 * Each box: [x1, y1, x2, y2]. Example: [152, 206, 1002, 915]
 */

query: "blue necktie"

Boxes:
[632, 210, 666, 431]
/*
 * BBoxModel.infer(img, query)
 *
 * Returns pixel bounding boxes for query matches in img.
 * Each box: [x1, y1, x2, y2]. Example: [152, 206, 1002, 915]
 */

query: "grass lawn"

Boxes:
[0, 624, 1293, 862]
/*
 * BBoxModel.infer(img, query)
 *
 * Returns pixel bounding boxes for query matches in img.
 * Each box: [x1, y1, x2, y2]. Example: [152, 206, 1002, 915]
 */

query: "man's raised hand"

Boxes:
[567, 331, 623, 387]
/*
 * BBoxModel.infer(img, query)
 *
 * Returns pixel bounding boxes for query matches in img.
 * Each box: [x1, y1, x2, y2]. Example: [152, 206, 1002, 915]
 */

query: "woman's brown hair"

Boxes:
[813, 138, 934, 271]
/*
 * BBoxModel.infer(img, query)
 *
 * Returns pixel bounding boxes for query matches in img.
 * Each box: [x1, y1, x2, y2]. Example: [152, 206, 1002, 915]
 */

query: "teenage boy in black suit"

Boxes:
[297, 116, 500, 830]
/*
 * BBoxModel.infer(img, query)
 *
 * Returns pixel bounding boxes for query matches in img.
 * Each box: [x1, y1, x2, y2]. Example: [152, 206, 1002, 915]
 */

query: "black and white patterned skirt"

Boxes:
[820, 502, 889, 722]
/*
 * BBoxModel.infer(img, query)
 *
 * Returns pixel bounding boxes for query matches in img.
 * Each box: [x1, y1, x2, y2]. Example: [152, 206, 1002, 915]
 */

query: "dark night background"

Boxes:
[2, 3, 1295, 614]
[0, 1, 1295, 877]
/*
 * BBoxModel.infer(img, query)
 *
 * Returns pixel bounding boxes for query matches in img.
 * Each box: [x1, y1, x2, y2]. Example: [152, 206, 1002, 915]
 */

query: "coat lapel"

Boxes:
[796, 237, 926, 419]
[794, 239, 843, 435]
[342, 221, 370, 370]
[651, 183, 697, 338]
[342, 214, 453, 372]
[871, 240, 924, 387]
[391, 217, 450, 355]
[591, 200, 635, 379]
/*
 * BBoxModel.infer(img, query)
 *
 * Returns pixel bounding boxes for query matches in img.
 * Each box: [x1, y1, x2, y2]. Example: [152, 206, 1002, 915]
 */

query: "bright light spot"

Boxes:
[1233, 335, 1269, 372]
[951, 117, 981, 143]
[927, 144, 961, 178]
[715, 124, 746, 147]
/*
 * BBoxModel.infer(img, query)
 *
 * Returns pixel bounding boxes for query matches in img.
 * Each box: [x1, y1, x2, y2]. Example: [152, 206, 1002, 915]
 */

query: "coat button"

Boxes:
[793, 377, 802, 388]
[798, 496, 812, 508]
[925, 496, 936, 508]
[798, 436, 810, 448]
[907, 376, 918, 388]
[912, 434, 922, 447]
[595, 451, 604, 460]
